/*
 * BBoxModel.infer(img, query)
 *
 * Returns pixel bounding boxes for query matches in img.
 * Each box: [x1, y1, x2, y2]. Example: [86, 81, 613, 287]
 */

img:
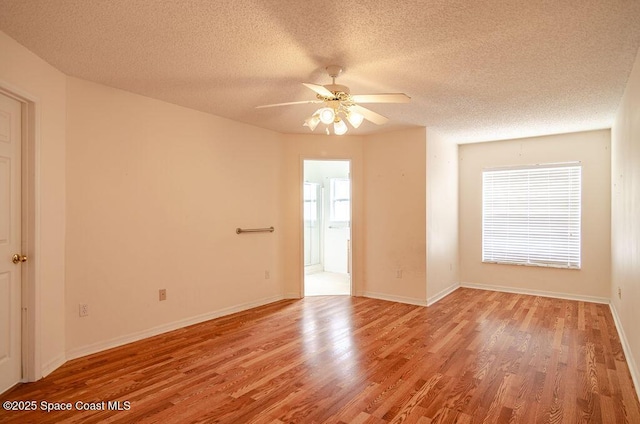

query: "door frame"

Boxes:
[0, 80, 42, 383]
[300, 157, 353, 297]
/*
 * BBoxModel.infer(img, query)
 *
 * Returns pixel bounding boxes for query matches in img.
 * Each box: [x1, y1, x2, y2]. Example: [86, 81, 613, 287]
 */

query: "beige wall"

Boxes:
[65, 78, 285, 356]
[611, 48, 640, 390]
[426, 131, 459, 304]
[0, 31, 67, 377]
[363, 128, 427, 304]
[281, 133, 365, 297]
[459, 130, 611, 300]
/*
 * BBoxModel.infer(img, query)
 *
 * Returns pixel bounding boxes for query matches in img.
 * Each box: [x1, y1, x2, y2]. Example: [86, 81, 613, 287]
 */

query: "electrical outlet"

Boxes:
[79, 303, 89, 317]
[396, 269, 403, 279]
[264, 270, 270, 280]
[159, 289, 167, 301]
[618, 287, 622, 299]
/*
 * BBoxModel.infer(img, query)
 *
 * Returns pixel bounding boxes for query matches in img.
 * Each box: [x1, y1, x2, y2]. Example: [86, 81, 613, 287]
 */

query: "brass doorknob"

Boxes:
[12, 254, 27, 264]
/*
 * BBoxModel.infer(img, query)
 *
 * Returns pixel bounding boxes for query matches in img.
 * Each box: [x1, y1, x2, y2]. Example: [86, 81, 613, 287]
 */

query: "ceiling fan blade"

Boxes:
[351, 93, 411, 103]
[302, 83, 334, 98]
[351, 105, 389, 125]
[256, 100, 322, 109]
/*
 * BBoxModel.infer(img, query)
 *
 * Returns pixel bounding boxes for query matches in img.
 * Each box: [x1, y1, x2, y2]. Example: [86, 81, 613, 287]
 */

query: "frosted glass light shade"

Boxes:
[317, 107, 336, 124]
[334, 118, 348, 135]
[347, 111, 364, 128]
[303, 115, 320, 131]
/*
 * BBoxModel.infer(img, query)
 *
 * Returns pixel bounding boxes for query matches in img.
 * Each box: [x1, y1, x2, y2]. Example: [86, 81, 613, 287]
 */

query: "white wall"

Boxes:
[426, 131, 459, 304]
[459, 130, 611, 300]
[363, 128, 427, 304]
[611, 47, 640, 393]
[65, 77, 286, 356]
[0, 31, 67, 377]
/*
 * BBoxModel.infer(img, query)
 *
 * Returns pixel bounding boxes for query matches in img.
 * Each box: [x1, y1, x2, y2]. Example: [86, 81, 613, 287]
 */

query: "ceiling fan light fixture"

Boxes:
[317, 107, 335, 125]
[347, 110, 364, 128]
[334, 118, 348, 135]
[258, 65, 409, 132]
[303, 115, 320, 131]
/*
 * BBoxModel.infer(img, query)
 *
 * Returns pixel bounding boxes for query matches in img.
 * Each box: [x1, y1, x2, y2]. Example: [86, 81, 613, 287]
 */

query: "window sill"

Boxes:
[482, 260, 580, 270]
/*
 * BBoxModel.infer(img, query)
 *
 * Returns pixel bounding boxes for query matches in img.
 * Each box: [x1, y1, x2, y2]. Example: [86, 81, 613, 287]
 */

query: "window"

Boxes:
[482, 163, 581, 269]
[303, 182, 318, 222]
[330, 178, 350, 222]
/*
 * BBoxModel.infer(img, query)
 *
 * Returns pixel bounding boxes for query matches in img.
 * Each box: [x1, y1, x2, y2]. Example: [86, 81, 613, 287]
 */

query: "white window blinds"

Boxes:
[482, 163, 581, 269]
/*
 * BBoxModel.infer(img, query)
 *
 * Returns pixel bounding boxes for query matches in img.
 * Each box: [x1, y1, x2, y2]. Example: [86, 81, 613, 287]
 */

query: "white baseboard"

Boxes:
[609, 302, 640, 402]
[460, 282, 610, 304]
[66, 295, 288, 361]
[427, 283, 461, 306]
[360, 291, 427, 307]
[40, 353, 66, 378]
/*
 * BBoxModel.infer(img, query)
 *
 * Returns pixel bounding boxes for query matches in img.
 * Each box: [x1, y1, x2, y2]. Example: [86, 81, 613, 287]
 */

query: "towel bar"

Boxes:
[236, 226, 275, 234]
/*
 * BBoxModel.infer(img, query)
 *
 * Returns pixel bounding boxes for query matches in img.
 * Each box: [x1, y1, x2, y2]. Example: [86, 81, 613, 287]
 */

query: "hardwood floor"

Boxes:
[1, 288, 639, 423]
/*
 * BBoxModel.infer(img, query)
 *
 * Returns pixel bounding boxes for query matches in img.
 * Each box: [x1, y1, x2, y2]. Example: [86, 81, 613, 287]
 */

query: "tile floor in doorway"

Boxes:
[304, 272, 350, 296]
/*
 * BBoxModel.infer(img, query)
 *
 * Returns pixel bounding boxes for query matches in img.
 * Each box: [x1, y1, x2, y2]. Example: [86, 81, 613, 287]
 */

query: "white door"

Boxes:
[0, 93, 22, 393]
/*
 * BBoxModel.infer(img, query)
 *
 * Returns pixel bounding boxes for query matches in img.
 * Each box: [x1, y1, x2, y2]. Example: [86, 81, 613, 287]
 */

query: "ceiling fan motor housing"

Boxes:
[323, 84, 350, 96]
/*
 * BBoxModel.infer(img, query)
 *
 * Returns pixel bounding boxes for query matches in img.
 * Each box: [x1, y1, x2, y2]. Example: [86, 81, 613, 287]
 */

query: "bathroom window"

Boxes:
[330, 178, 350, 223]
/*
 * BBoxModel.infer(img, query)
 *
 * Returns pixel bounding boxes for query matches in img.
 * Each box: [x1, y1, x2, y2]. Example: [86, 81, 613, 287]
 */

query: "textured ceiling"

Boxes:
[1, 0, 639, 143]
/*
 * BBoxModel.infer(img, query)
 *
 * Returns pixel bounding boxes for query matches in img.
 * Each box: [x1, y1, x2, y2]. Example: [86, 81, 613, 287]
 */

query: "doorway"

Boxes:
[303, 160, 351, 296]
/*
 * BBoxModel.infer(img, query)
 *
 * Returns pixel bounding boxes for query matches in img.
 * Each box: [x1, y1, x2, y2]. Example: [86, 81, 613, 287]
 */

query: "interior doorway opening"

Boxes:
[303, 160, 352, 296]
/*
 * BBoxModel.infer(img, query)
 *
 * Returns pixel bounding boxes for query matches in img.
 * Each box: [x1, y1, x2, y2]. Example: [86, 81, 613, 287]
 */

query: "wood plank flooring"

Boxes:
[1, 288, 639, 423]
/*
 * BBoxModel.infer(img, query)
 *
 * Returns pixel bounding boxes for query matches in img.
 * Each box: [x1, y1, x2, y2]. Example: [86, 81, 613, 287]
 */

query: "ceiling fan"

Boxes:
[256, 65, 410, 135]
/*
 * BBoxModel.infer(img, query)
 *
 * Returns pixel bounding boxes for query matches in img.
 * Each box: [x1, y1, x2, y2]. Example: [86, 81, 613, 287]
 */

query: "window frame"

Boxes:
[329, 177, 350, 224]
